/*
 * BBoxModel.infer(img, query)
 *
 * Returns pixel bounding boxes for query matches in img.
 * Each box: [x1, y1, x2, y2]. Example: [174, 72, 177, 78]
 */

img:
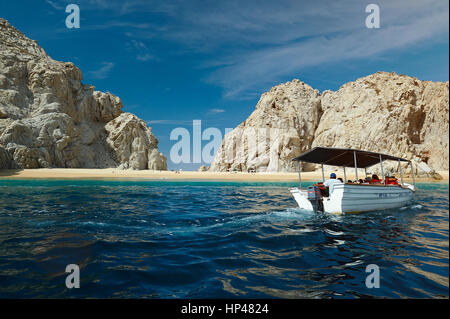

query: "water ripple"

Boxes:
[0, 180, 448, 298]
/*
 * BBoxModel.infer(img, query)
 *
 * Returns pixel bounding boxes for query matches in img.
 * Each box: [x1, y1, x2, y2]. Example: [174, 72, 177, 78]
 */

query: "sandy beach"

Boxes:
[0, 168, 447, 182]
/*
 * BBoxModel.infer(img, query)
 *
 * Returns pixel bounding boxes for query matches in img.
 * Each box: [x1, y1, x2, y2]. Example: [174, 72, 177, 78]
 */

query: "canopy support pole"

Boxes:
[364, 168, 367, 179]
[321, 164, 325, 182]
[379, 155, 385, 184]
[343, 166, 346, 182]
[410, 161, 415, 188]
[353, 151, 358, 181]
[297, 161, 302, 189]
[398, 159, 404, 186]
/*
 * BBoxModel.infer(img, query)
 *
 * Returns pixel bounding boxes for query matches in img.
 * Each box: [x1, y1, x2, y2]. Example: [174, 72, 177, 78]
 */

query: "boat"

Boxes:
[290, 147, 416, 214]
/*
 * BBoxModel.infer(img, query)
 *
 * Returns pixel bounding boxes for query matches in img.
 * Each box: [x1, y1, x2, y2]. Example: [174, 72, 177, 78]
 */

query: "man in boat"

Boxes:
[323, 172, 343, 194]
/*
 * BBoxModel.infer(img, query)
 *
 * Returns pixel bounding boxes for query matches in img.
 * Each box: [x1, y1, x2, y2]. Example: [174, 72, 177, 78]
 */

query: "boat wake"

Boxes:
[399, 203, 423, 210]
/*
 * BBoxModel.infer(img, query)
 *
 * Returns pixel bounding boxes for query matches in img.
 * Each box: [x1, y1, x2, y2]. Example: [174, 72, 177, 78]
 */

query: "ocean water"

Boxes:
[0, 179, 448, 298]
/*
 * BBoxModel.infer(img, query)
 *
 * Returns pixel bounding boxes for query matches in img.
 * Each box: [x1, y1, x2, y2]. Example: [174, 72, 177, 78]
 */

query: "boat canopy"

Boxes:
[292, 147, 409, 168]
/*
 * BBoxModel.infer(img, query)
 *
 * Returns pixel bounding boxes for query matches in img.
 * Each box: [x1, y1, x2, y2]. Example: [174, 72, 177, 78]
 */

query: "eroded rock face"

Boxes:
[211, 72, 449, 173]
[0, 146, 12, 169]
[0, 18, 166, 170]
[105, 113, 167, 170]
[314, 72, 449, 172]
[210, 80, 322, 172]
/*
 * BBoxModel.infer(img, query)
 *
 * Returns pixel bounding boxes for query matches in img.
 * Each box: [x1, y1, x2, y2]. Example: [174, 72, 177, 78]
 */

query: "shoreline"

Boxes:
[0, 168, 448, 182]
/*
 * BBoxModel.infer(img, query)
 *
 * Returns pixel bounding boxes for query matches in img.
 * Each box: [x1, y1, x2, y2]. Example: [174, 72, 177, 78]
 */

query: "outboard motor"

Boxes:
[307, 185, 324, 212]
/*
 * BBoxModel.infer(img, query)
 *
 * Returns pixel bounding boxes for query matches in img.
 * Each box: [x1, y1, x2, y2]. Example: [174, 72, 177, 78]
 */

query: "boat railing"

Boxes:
[292, 147, 416, 190]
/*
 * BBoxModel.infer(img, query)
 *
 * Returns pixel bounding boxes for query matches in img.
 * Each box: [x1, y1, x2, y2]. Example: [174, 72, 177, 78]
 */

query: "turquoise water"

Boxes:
[0, 180, 448, 298]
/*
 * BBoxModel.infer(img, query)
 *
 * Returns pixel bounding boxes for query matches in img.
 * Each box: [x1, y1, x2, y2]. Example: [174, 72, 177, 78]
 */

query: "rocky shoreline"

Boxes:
[210, 74, 449, 177]
[0, 18, 167, 170]
[1, 18, 448, 177]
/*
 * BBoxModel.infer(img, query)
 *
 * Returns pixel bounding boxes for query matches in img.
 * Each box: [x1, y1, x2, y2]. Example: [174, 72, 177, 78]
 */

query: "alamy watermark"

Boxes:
[65, 4, 80, 29]
[365, 4, 380, 28]
[65, 264, 80, 288]
[365, 264, 380, 288]
[169, 120, 284, 169]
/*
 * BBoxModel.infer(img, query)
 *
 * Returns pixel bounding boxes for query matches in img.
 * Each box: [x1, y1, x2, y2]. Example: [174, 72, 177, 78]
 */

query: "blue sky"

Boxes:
[1, 0, 448, 169]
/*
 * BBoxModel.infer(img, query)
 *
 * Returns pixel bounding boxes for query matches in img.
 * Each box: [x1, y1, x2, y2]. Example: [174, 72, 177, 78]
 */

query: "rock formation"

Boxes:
[0, 18, 166, 170]
[211, 72, 449, 175]
[211, 80, 322, 172]
[314, 72, 448, 176]
[0, 146, 12, 169]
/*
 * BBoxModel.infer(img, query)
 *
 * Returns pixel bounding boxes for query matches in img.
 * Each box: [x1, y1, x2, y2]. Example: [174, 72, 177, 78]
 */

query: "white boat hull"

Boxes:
[290, 183, 415, 214]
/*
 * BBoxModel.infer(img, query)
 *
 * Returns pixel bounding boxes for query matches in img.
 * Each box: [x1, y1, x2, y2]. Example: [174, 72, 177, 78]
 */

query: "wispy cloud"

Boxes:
[56, 0, 174, 16]
[209, 7, 450, 97]
[85, 62, 115, 79]
[208, 108, 225, 114]
[45, 0, 64, 10]
[136, 54, 156, 61]
[127, 40, 157, 62]
[147, 119, 193, 125]
[83, 21, 153, 30]
[194, 0, 449, 97]
[52, 0, 449, 97]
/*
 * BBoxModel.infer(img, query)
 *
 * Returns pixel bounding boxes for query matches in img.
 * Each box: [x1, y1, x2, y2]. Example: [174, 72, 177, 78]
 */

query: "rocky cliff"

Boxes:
[211, 72, 449, 175]
[211, 79, 322, 172]
[0, 18, 167, 170]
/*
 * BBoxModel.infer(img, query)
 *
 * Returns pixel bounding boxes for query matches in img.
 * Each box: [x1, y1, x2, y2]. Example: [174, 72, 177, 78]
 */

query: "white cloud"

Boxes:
[45, 0, 64, 10]
[209, 7, 449, 97]
[85, 62, 115, 79]
[60, 0, 449, 97]
[147, 119, 193, 125]
[83, 21, 153, 30]
[208, 108, 225, 114]
[199, 0, 449, 97]
[136, 54, 156, 61]
[127, 40, 157, 62]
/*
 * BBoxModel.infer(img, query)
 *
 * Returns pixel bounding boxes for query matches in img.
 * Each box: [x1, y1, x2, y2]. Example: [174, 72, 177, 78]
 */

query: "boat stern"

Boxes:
[290, 187, 314, 211]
